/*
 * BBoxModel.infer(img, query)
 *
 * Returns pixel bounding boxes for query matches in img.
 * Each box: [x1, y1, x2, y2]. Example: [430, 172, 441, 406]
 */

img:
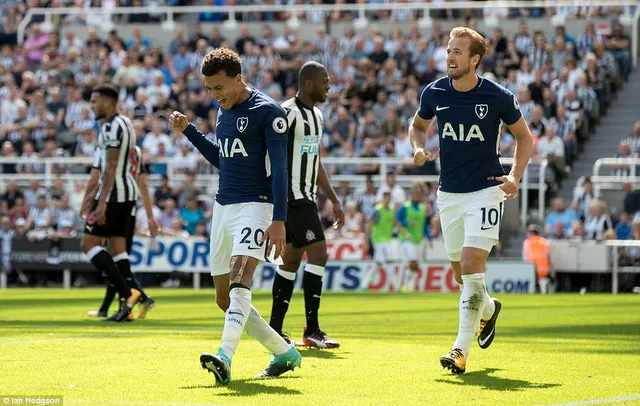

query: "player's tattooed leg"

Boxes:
[230, 256, 249, 285]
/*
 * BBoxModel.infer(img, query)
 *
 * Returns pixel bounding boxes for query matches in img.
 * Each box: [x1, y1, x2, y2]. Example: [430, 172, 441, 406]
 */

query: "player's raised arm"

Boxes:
[410, 86, 435, 166]
[169, 111, 221, 168]
[499, 91, 534, 199]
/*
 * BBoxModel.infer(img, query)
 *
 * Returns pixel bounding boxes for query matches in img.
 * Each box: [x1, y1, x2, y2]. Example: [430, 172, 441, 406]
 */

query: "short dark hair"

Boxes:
[201, 47, 242, 77]
[298, 61, 326, 84]
[92, 84, 119, 101]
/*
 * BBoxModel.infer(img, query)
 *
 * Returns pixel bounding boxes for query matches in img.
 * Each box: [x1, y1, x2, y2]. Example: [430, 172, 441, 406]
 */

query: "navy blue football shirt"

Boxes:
[183, 88, 289, 221]
[418, 76, 522, 193]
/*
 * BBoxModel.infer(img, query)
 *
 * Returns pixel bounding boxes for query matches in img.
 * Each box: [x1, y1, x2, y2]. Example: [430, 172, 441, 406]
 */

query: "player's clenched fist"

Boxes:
[168, 111, 189, 133]
[413, 148, 431, 166]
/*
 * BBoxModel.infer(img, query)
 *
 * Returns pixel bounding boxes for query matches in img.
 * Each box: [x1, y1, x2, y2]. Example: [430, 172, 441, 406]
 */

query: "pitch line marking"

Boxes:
[546, 393, 640, 406]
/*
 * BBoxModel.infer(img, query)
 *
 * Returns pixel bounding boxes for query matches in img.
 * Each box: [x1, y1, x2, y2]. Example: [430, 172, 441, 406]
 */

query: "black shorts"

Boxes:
[285, 199, 325, 249]
[84, 200, 135, 238]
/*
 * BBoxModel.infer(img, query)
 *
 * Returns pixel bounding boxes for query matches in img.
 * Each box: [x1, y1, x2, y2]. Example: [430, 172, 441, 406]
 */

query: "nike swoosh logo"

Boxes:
[436, 105, 450, 111]
[228, 311, 244, 316]
[432, 87, 446, 91]
[479, 329, 493, 346]
[480, 226, 495, 230]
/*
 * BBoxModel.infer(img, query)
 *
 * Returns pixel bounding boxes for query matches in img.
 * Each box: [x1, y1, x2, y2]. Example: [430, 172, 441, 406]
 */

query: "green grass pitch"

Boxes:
[1, 289, 639, 406]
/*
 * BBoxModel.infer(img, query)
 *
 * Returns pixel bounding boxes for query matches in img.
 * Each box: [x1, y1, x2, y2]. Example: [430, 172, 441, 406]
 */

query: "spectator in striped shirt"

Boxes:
[577, 21, 604, 59]
[623, 121, 640, 154]
[514, 20, 534, 55]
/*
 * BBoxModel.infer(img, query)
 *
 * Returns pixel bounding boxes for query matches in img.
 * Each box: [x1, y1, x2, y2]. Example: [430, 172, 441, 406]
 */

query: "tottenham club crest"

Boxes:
[475, 104, 488, 120]
[237, 117, 249, 133]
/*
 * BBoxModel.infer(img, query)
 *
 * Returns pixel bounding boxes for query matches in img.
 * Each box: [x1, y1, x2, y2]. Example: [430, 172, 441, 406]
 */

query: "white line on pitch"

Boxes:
[546, 393, 640, 406]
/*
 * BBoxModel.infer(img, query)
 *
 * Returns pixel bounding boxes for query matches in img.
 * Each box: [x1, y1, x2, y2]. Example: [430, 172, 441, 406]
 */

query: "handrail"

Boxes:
[589, 175, 640, 182]
[0, 156, 547, 229]
[538, 159, 548, 220]
[606, 239, 640, 294]
[17, 0, 639, 44]
[0, 156, 534, 170]
[584, 158, 640, 204]
[593, 157, 640, 178]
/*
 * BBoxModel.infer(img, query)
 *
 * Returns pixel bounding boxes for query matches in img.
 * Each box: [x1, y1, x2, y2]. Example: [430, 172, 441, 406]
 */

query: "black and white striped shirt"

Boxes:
[0, 228, 14, 272]
[584, 214, 612, 241]
[528, 46, 548, 70]
[28, 206, 51, 228]
[514, 33, 534, 55]
[282, 97, 324, 202]
[96, 114, 139, 203]
[54, 207, 76, 230]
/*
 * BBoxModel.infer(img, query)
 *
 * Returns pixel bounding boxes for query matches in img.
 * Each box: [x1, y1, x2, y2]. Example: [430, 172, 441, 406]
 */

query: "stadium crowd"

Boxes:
[0, 2, 636, 286]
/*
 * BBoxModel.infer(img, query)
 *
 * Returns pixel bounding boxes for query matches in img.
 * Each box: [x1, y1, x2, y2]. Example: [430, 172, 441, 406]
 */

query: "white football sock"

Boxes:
[539, 277, 550, 294]
[453, 273, 487, 358]
[219, 287, 251, 360]
[360, 262, 377, 291]
[481, 284, 495, 319]
[404, 269, 417, 292]
[244, 305, 290, 356]
[276, 266, 296, 280]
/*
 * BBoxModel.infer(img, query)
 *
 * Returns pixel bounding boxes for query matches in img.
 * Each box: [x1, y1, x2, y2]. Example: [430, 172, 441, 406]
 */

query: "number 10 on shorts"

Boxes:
[480, 203, 502, 231]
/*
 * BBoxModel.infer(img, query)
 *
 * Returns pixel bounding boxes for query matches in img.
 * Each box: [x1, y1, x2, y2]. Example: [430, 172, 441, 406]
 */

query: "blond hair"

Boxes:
[449, 27, 487, 70]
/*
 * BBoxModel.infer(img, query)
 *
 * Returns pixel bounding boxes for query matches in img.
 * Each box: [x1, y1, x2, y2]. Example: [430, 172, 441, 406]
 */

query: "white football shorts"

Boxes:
[209, 201, 276, 276]
[437, 185, 506, 261]
[373, 242, 392, 263]
[401, 241, 423, 263]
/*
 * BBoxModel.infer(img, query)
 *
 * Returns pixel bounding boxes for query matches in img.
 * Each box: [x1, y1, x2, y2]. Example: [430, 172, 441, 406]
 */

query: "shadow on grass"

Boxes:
[179, 376, 302, 396]
[296, 347, 347, 360]
[435, 368, 561, 391]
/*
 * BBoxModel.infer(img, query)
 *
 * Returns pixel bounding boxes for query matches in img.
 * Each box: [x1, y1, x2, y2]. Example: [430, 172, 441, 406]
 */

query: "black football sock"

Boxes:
[269, 268, 295, 334]
[99, 282, 117, 313]
[113, 253, 148, 302]
[303, 265, 324, 335]
[86, 247, 131, 300]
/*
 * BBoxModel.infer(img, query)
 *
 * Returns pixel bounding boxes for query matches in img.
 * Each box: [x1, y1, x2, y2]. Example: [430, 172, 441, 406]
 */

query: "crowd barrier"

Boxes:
[0, 156, 546, 229]
[6, 236, 535, 293]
